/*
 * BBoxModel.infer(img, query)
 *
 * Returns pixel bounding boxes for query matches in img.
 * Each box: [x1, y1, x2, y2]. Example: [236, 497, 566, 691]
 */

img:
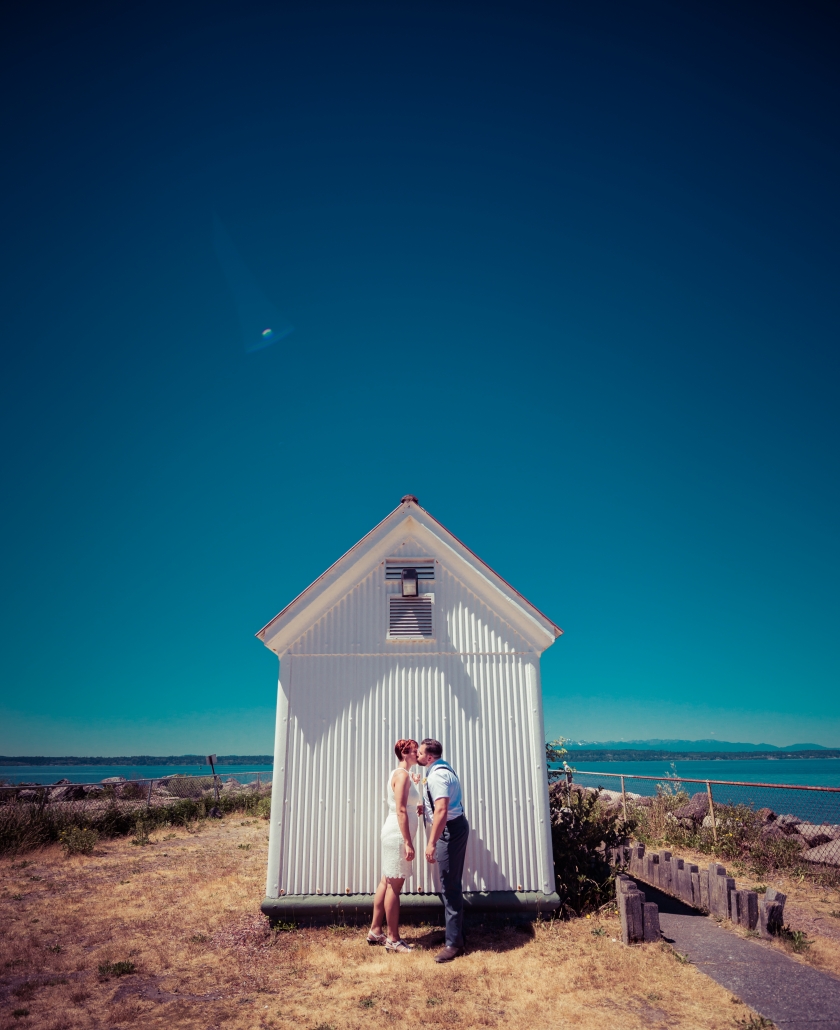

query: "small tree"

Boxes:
[546, 737, 575, 783]
[545, 737, 630, 916]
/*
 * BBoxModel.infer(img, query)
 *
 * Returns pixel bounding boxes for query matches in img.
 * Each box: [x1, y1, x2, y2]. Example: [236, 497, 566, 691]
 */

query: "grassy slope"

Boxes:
[1, 819, 761, 1030]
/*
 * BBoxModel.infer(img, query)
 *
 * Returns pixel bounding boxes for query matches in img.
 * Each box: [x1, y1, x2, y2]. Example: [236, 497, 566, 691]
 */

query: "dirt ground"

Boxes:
[1, 818, 773, 1030]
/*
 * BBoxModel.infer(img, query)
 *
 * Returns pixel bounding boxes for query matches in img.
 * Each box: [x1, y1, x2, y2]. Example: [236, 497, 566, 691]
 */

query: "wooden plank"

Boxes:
[699, 868, 710, 912]
[642, 902, 661, 942]
[619, 889, 644, 944]
[739, 889, 759, 931]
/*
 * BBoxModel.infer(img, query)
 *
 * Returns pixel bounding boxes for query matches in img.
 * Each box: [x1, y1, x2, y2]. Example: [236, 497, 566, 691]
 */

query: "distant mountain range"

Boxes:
[0, 755, 274, 766]
[2, 741, 837, 768]
[563, 739, 830, 752]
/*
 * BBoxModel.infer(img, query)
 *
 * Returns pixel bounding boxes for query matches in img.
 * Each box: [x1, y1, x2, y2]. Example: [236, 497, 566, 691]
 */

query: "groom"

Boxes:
[417, 738, 469, 962]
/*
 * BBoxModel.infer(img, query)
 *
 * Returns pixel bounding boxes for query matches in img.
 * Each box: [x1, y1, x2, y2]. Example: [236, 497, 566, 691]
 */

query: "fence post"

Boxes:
[207, 755, 221, 805]
[706, 780, 717, 843]
[621, 775, 628, 823]
[257, 772, 261, 789]
[146, 779, 153, 808]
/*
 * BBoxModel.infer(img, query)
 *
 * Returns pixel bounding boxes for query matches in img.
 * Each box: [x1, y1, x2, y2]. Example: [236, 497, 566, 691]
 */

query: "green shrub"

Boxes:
[59, 826, 98, 855]
[548, 782, 633, 917]
[130, 817, 151, 847]
[257, 797, 272, 820]
[631, 791, 840, 889]
[777, 925, 812, 954]
[98, 960, 136, 977]
[636, 794, 791, 877]
[0, 782, 270, 856]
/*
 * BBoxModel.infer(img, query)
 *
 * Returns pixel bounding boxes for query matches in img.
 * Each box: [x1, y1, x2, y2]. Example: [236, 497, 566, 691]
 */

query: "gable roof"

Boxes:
[256, 495, 563, 655]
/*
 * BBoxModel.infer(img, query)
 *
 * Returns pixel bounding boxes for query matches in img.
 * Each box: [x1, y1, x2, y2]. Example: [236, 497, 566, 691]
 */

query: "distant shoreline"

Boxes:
[565, 749, 840, 762]
[0, 755, 274, 767]
[3, 750, 840, 766]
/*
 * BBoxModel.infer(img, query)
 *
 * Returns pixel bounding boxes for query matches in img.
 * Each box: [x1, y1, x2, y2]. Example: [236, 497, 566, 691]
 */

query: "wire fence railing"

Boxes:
[0, 771, 272, 853]
[0, 770, 271, 804]
[570, 768, 840, 868]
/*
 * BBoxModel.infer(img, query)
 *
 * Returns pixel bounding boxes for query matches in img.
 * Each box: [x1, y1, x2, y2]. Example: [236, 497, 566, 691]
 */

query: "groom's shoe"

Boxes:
[434, 945, 464, 963]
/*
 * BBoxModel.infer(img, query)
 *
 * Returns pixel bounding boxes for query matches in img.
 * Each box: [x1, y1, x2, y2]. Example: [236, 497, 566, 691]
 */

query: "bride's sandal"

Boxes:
[384, 938, 413, 953]
[366, 931, 386, 945]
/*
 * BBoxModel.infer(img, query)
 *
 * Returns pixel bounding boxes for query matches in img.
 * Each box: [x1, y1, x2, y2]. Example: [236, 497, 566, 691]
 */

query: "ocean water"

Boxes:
[566, 758, 840, 824]
[568, 758, 840, 789]
[0, 764, 273, 785]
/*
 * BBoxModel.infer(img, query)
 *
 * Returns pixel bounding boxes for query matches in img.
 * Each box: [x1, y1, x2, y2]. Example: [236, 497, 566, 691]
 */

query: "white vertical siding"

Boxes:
[267, 548, 553, 897]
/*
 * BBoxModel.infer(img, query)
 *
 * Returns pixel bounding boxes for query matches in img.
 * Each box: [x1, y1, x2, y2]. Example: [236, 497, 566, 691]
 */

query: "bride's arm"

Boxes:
[393, 769, 415, 862]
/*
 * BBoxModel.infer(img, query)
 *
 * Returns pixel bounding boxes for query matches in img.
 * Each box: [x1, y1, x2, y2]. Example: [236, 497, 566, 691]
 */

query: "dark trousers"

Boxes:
[435, 814, 469, 948]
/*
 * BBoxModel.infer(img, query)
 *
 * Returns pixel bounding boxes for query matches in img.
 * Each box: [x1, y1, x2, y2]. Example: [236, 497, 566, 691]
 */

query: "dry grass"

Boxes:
[1, 819, 759, 1030]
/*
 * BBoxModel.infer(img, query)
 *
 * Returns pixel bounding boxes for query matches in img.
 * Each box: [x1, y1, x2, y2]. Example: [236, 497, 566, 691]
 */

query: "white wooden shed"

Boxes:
[258, 496, 563, 922]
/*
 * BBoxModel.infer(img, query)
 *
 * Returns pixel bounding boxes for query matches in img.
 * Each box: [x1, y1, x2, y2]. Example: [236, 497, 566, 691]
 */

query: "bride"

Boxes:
[367, 738, 421, 953]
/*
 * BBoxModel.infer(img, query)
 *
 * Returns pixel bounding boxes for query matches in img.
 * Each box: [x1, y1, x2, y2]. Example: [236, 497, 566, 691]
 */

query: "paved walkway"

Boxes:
[629, 879, 840, 1030]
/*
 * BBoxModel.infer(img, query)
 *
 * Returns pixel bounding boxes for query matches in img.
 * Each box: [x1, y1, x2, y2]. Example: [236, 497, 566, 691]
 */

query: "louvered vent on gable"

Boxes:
[385, 561, 435, 580]
[388, 596, 434, 638]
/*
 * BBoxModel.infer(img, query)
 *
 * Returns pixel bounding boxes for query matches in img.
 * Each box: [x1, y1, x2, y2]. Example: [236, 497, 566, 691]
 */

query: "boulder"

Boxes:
[789, 833, 810, 851]
[672, 792, 709, 822]
[50, 783, 86, 802]
[101, 776, 126, 784]
[801, 839, 840, 866]
[51, 778, 71, 785]
[17, 789, 41, 800]
[797, 823, 833, 848]
[775, 814, 802, 833]
[760, 824, 788, 841]
[119, 781, 148, 800]
[756, 807, 777, 824]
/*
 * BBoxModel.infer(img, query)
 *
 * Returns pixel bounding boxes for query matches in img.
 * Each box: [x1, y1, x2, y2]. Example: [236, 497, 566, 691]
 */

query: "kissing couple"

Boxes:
[365, 738, 469, 963]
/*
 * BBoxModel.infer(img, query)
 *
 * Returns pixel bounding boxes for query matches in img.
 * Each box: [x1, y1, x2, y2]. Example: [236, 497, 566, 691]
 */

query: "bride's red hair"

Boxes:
[394, 738, 419, 760]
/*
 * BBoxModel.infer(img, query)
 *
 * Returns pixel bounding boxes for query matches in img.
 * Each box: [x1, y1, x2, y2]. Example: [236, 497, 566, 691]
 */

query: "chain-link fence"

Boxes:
[0, 771, 272, 854]
[570, 769, 840, 871]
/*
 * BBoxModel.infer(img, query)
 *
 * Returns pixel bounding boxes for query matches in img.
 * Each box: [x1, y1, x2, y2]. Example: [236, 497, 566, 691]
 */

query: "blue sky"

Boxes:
[2, 0, 839, 754]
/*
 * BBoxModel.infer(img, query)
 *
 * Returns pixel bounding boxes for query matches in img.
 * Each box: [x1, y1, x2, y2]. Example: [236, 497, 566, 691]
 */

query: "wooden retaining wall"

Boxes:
[609, 843, 786, 940]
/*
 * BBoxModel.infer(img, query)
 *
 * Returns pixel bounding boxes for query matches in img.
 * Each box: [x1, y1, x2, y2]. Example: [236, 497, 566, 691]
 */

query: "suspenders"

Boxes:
[424, 761, 458, 826]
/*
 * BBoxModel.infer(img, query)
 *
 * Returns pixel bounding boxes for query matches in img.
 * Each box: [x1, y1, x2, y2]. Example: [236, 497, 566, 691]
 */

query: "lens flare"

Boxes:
[213, 216, 294, 353]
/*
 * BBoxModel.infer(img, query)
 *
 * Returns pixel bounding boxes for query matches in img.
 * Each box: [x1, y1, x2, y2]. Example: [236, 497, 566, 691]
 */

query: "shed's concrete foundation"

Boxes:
[261, 890, 561, 926]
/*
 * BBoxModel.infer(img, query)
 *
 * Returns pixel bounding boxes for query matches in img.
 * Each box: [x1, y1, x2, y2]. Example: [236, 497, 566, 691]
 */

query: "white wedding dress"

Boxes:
[380, 770, 420, 879]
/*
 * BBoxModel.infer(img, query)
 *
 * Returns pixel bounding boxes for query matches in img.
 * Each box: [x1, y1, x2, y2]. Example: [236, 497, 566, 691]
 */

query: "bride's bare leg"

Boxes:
[370, 877, 387, 935]
[384, 877, 405, 941]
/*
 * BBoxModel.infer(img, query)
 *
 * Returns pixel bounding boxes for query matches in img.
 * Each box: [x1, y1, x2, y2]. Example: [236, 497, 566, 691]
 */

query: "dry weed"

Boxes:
[0, 819, 754, 1029]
